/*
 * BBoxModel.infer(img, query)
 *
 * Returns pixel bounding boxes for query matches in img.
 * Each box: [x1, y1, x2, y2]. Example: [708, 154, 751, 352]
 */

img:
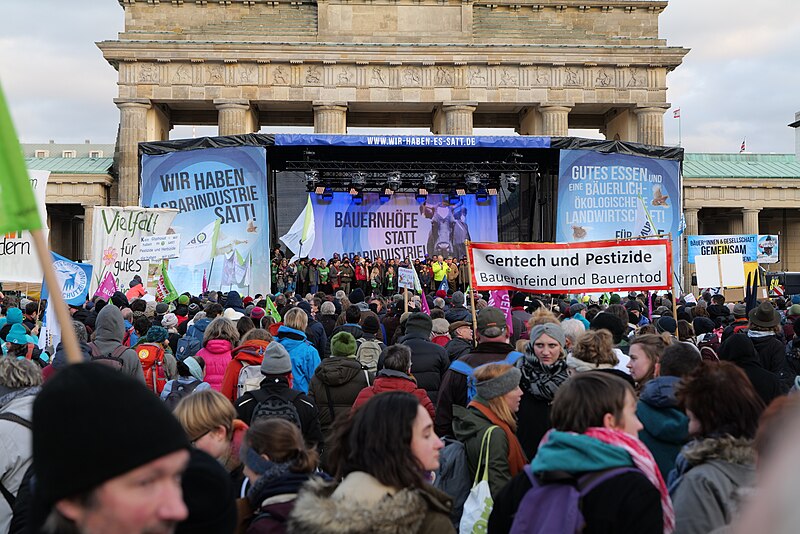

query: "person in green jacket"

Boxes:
[317, 259, 330, 294]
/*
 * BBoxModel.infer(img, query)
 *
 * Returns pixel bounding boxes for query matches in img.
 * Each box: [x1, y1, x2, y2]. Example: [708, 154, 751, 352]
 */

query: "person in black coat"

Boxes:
[747, 301, 793, 388]
[718, 333, 786, 405]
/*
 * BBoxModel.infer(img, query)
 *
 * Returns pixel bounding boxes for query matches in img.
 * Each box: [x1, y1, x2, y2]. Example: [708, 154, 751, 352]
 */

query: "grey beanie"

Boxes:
[452, 291, 465, 307]
[405, 312, 433, 338]
[475, 366, 522, 400]
[529, 323, 566, 348]
[261, 342, 292, 375]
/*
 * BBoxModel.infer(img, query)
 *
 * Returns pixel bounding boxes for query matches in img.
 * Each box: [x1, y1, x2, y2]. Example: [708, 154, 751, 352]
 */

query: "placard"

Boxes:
[686, 234, 757, 263]
[468, 239, 672, 293]
[758, 234, 779, 264]
[398, 267, 415, 289]
[0, 170, 49, 283]
[140, 234, 181, 261]
[695, 253, 745, 288]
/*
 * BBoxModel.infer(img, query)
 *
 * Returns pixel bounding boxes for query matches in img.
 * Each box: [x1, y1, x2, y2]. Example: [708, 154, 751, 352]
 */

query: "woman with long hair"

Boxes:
[242, 418, 319, 533]
[627, 333, 671, 392]
[288, 391, 453, 533]
[670, 361, 765, 534]
[452, 363, 527, 497]
[197, 317, 240, 392]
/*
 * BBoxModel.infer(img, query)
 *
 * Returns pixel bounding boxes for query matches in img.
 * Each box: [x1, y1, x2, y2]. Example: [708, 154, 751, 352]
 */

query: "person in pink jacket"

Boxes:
[197, 317, 240, 391]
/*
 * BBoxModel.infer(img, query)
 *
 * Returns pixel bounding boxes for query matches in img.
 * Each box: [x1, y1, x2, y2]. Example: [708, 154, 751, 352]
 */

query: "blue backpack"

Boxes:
[509, 465, 639, 534]
[175, 336, 201, 362]
[448, 351, 523, 402]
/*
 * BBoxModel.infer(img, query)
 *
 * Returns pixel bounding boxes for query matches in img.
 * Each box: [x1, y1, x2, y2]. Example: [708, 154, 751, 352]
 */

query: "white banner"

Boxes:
[140, 234, 181, 261]
[0, 170, 49, 283]
[90, 207, 178, 296]
[468, 239, 673, 293]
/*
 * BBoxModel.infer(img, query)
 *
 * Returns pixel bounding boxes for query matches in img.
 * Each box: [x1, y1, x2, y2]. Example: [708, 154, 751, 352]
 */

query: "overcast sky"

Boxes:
[0, 0, 797, 153]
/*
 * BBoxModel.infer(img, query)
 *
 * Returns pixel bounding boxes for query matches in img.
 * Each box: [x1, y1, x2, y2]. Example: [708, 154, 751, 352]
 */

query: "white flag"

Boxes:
[635, 195, 654, 237]
[173, 218, 221, 266]
[38, 299, 61, 353]
[280, 195, 315, 257]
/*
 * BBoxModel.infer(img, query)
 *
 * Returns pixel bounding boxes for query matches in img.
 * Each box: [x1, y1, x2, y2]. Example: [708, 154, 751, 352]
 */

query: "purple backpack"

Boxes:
[509, 465, 639, 534]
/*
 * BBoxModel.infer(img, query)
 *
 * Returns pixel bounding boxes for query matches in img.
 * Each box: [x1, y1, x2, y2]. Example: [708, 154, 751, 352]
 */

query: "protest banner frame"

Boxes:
[467, 237, 673, 295]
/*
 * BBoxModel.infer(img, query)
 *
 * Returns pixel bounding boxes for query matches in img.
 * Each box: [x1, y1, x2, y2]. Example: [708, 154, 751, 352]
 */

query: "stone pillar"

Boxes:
[441, 102, 477, 135]
[313, 102, 348, 134]
[517, 107, 542, 136]
[114, 98, 151, 207]
[743, 208, 761, 235]
[539, 105, 571, 136]
[729, 214, 744, 235]
[634, 107, 666, 146]
[83, 205, 95, 262]
[214, 99, 258, 136]
[684, 207, 699, 290]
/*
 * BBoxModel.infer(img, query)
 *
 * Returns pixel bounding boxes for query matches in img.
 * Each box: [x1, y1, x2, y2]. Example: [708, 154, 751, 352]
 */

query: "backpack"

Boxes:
[509, 466, 640, 534]
[175, 336, 202, 362]
[237, 362, 265, 399]
[696, 331, 721, 362]
[356, 338, 384, 373]
[0, 413, 32, 508]
[433, 437, 472, 529]
[249, 388, 303, 430]
[164, 379, 202, 411]
[449, 351, 524, 403]
[87, 342, 127, 371]
[137, 343, 167, 394]
[122, 324, 135, 347]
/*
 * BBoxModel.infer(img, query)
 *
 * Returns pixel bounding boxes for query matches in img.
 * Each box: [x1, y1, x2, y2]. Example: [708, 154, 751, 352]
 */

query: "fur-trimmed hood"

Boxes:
[287, 472, 451, 534]
[681, 435, 756, 467]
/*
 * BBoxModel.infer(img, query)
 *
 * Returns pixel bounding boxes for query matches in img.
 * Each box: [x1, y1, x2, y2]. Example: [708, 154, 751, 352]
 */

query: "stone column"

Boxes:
[729, 214, 744, 235]
[538, 105, 571, 136]
[634, 107, 666, 146]
[743, 208, 761, 235]
[517, 107, 542, 136]
[684, 207, 699, 290]
[313, 102, 348, 134]
[214, 99, 258, 136]
[114, 98, 151, 207]
[83, 205, 95, 262]
[442, 102, 477, 135]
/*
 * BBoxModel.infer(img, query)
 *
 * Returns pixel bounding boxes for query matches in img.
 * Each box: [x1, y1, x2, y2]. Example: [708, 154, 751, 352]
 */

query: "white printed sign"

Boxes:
[468, 239, 672, 293]
[140, 234, 181, 261]
[398, 267, 415, 289]
[0, 170, 49, 283]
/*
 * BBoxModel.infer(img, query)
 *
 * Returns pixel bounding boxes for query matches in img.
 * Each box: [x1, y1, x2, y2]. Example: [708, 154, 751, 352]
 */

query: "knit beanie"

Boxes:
[147, 325, 169, 343]
[178, 294, 191, 306]
[32, 364, 189, 506]
[331, 331, 357, 358]
[6, 323, 28, 345]
[452, 291, 465, 306]
[348, 288, 365, 304]
[176, 448, 237, 534]
[250, 307, 266, 320]
[405, 312, 433, 338]
[5, 307, 22, 325]
[529, 323, 566, 348]
[162, 312, 179, 329]
[156, 302, 169, 315]
[261, 342, 292, 375]
[475, 366, 522, 400]
[362, 314, 380, 335]
[655, 316, 677, 335]
[432, 318, 450, 336]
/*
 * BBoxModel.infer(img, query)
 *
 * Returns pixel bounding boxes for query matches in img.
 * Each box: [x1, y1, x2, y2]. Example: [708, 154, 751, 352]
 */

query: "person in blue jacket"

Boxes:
[276, 307, 321, 394]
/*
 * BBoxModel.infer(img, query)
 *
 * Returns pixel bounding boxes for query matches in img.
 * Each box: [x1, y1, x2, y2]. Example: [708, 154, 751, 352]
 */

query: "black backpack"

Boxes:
[87, 342, 127, 371]
[164, 379, 202, 411]
[249, 388, 303, 430]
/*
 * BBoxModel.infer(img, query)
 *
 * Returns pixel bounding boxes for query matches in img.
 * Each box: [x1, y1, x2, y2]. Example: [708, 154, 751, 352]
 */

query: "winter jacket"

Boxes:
[432, 261, 449, 282]
[159, 376, 211, 400]
[226, 291, 246, 314]
[92, 305, 145, 382]
[197, 339, 234, 392]
[452, 403, 515, 498]
[235, 377, 324, 450]
[220, 339, 269, 402]
[489, 430, 663, 534]
[637, 376, 689, 479]
[379, 334, 449, 405]
[331, 323, 364, 342]
[246, 471, 315, 534]
[276, 325, 321, 394]
[669, 436, 756, 534]
[786, 338, 800, 377]
[444, 306, 471, 324]
[338, 265, 355, 283]
[719, 333, 786, 405]
[434, 341, 516, 438]
[352, 369, 435, 419]
[186, 317, 211, 342]
[320, 314, 338, 339]
[309, 357, 372, 440]
[431, 335, 449, 348]
[305, 318, 329, 359]
[443, 337, 472, 363]
[287, 471, 454, 534]
[748, 332, 793, 389]
[0, 387, 37, 534]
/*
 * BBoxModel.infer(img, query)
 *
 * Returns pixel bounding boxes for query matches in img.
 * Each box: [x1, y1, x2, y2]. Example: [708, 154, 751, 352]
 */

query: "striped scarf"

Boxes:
[584, 427, 675, 534]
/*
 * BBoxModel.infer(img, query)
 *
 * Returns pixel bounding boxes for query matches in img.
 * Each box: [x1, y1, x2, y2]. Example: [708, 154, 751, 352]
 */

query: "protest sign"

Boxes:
[398, 267, 415, 289]
[468, 239, 672, 293]
[0, 170, 49, 283]
[90, 207, 177, 295]
[695, 253, 745, 288]
[757, 234, 779, 264]
[140, 234, 181, 261]
[686, 234, 757, 263]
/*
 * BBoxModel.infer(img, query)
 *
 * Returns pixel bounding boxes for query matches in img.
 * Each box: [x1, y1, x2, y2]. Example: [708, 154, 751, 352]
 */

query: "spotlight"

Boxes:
[351, 172, 367, 192]
[386, 171, 402, 192]
[505, 172, 519, 193]
[423, 172, 438, 188]
[416, 188, 428, 203]
[305, 170, 319, 192]
[465, 172, 481, 193]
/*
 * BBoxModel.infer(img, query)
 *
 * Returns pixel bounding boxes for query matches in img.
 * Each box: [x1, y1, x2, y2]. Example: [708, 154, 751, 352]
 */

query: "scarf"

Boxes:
[518, 356, 569, 401]
[584, 427, 675, 534]
[747, 330, 774, 339]
[469, 401, 528, 476]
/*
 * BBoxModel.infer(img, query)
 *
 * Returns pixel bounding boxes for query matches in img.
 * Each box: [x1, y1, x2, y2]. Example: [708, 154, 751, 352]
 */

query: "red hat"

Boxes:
[243, 296, 254, 306]
[250, 307, 265, 320]
[435, 289, 447, 298]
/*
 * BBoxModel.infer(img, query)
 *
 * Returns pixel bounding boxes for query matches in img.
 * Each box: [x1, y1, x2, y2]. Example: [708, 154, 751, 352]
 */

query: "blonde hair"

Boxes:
[572, 329, 618, 366]
[473, 363, 518, 431]
[202, 317, 239, 347]
[284, 307, 308, 331]
[173, 389, 236, 442]
[527, 308, 560, 330]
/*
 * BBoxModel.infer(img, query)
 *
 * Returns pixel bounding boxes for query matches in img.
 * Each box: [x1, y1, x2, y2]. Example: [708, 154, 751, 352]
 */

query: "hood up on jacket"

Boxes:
[226, 291, 245, 313]
[232, 339, 269, 365]
[719, 333, 761, 365]
[94, 304, 125, 345]
[315, 357, 364, 386]
[530, 430, 633, 474]
[639, 376, 681, 409]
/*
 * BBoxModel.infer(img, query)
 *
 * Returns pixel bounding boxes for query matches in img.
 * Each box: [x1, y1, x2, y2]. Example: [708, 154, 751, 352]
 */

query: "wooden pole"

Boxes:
[403, 287, 409, 314]
[669, 232, 679, 322]
[30, 229, 83, 364]
[466, 240, 478, 346]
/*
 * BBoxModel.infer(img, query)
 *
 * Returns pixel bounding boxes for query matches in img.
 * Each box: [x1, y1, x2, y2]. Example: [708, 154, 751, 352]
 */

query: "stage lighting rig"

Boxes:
[304, 170, 320, 192]
[504, 172, 520, 192]
[465, 172, 481, 193]
[423, 172, 438, 188]
[386, 171, 402, 192]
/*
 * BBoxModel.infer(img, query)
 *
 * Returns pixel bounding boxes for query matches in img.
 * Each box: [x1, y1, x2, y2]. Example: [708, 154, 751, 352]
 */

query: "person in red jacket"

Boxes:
[352, 344, 435, 419]
[220, 328, 272, 402]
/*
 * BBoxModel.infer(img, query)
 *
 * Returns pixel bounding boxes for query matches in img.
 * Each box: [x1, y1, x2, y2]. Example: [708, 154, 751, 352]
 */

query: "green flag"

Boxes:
[157, 261, 179, 303]
[264, 295, 282, 322]
[0, 81, 42, 233]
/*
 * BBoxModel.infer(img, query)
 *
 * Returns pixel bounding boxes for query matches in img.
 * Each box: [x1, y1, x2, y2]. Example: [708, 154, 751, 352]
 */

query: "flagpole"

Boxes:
[466, 241, 478, 346]
[678, 115, 682, 147]
[30, 230, 82, 364]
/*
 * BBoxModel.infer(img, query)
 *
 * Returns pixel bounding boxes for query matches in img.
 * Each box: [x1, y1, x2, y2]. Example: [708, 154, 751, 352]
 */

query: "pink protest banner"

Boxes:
[487, 290, 514, 335]
[93, 271, 117, 301]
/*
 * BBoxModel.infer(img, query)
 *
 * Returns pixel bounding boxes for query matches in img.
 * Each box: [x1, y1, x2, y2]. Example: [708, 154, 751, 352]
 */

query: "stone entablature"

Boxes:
[684, 178, 800, 210]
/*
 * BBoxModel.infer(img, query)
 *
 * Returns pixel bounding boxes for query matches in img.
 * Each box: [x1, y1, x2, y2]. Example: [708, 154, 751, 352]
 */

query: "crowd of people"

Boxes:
[4, 257, 800, 533]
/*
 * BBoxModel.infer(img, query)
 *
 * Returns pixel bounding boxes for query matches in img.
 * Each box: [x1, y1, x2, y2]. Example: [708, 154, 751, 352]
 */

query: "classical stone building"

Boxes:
[99, 0, 688, 207]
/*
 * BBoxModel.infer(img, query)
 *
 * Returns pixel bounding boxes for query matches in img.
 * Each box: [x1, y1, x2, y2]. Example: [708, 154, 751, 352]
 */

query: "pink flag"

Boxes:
[93, 272, 117, 301]
[488, 290, 513, 335]
[420, 292, 431, 315]
[202, 269, 208, 293]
